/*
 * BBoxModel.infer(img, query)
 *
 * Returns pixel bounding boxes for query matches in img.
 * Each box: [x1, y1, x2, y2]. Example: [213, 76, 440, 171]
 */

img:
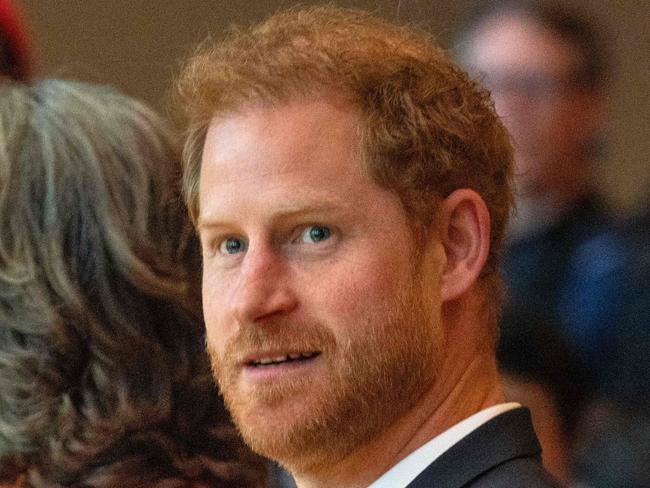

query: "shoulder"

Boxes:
[467, 457, 563, 487]
[407, 408, 564, 488]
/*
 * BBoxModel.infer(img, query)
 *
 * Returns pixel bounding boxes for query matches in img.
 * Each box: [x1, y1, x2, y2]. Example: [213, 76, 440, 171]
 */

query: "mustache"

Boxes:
[217, 319, 337, 364]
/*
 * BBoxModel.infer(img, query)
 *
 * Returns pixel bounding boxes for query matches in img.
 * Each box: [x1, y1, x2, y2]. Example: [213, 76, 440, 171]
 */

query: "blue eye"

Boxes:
[219, 237, 247, 255]
[300, 226, 331, 244]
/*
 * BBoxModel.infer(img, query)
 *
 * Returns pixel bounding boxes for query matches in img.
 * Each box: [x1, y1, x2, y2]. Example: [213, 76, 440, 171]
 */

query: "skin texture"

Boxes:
[465, 13, 601, 210]
[198, 95, 503, 488]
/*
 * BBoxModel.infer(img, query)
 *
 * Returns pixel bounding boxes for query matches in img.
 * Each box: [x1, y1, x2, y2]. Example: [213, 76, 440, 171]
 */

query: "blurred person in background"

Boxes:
[457, 1, 629, 377]
[0, 80, 266, 487]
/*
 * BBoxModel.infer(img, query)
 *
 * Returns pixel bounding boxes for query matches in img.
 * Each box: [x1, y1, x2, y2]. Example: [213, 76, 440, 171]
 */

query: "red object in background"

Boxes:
[0, 0, 31, 81]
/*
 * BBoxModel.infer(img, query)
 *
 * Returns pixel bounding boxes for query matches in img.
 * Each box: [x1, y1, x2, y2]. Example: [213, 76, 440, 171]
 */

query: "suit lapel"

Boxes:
[406, 408, 541, 488]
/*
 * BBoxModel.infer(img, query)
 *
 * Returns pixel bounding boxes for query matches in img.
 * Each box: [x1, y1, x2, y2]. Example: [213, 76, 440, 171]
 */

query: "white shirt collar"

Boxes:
[367, 402, 521, 488]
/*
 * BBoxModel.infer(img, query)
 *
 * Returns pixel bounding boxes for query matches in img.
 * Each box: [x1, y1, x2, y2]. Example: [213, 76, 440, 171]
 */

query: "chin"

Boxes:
[235, 403, 331, 470]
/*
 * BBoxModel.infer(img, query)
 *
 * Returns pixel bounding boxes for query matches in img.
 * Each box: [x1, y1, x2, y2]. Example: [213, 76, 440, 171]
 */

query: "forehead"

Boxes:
[197, 96, 390, 225]
[467, 13, 577, 75]
[203, 95, 359, 170]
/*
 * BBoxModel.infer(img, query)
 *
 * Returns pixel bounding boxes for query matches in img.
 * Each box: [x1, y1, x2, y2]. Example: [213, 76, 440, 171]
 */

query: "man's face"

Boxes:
[198, 96, 444, 471]
[465, 13, 598, 198]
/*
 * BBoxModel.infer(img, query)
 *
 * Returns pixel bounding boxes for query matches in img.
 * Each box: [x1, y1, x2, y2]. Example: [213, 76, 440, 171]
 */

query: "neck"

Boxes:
[293, 297, 503, 488]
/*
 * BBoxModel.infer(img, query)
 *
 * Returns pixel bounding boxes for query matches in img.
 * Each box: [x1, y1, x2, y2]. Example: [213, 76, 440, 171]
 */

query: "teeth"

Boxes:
[256, 356, 288, 365]
[252, 352, 318, 366]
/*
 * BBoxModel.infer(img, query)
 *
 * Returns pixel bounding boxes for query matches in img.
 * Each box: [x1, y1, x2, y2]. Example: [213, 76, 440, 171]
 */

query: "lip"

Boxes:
[240, 350, 322, 382]
[241, 349, 321, 367]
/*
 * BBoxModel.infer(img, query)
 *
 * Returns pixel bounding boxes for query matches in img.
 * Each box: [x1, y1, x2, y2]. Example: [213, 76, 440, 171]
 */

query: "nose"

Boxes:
[229, 244, 298, 324]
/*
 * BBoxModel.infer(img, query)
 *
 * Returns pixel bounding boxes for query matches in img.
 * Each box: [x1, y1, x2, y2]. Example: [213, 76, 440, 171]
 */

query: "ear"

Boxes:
[439, 189, 490, 302]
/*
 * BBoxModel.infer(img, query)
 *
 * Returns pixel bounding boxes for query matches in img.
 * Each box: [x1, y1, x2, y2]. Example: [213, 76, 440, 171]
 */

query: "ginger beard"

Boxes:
[207, 263, 442, 474]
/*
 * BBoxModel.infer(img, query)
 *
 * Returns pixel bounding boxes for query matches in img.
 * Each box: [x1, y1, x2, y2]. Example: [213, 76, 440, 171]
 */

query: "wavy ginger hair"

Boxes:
[176, 6, 514, 339]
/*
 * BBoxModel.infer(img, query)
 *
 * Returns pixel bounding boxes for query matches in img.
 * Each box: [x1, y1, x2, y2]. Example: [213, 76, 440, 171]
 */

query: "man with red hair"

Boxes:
[177, 6, 562, 488]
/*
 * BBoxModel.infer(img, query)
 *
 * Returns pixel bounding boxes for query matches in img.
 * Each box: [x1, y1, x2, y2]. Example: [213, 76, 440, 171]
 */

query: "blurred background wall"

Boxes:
[15, 0, 649, 214]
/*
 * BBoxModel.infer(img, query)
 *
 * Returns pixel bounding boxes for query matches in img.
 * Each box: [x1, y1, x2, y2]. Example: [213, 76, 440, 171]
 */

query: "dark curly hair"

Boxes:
[0, 80, 266, 487]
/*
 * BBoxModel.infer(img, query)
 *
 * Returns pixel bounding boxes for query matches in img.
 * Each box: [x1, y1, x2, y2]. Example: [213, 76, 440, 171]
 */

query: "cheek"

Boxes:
[304, 253, 409, 327]
[201, 268, 233, 353]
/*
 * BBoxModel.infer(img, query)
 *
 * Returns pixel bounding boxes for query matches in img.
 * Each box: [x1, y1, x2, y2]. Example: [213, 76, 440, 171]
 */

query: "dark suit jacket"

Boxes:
[406, 408, 563, 488]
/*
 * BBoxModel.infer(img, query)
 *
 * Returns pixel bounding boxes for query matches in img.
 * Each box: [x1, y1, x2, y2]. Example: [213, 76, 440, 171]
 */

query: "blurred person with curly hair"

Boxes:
[0, 80, 266, 487]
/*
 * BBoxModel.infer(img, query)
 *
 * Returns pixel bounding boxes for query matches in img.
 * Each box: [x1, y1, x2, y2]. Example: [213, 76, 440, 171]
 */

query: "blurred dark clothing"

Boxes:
[573, 213, 650, 486]
[503, 194, 629, 378]
[597, 206, 650, 409]
[498, 305, 590, 438]
[573, 402, 650, 488]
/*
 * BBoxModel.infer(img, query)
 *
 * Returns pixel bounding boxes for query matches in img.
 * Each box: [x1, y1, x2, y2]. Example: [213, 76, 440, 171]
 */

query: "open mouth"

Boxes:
[248, 351, 320, 367]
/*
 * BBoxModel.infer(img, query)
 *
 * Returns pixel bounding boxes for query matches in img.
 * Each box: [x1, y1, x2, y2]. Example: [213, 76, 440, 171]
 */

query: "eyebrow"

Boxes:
[196, 201, 347, 232]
